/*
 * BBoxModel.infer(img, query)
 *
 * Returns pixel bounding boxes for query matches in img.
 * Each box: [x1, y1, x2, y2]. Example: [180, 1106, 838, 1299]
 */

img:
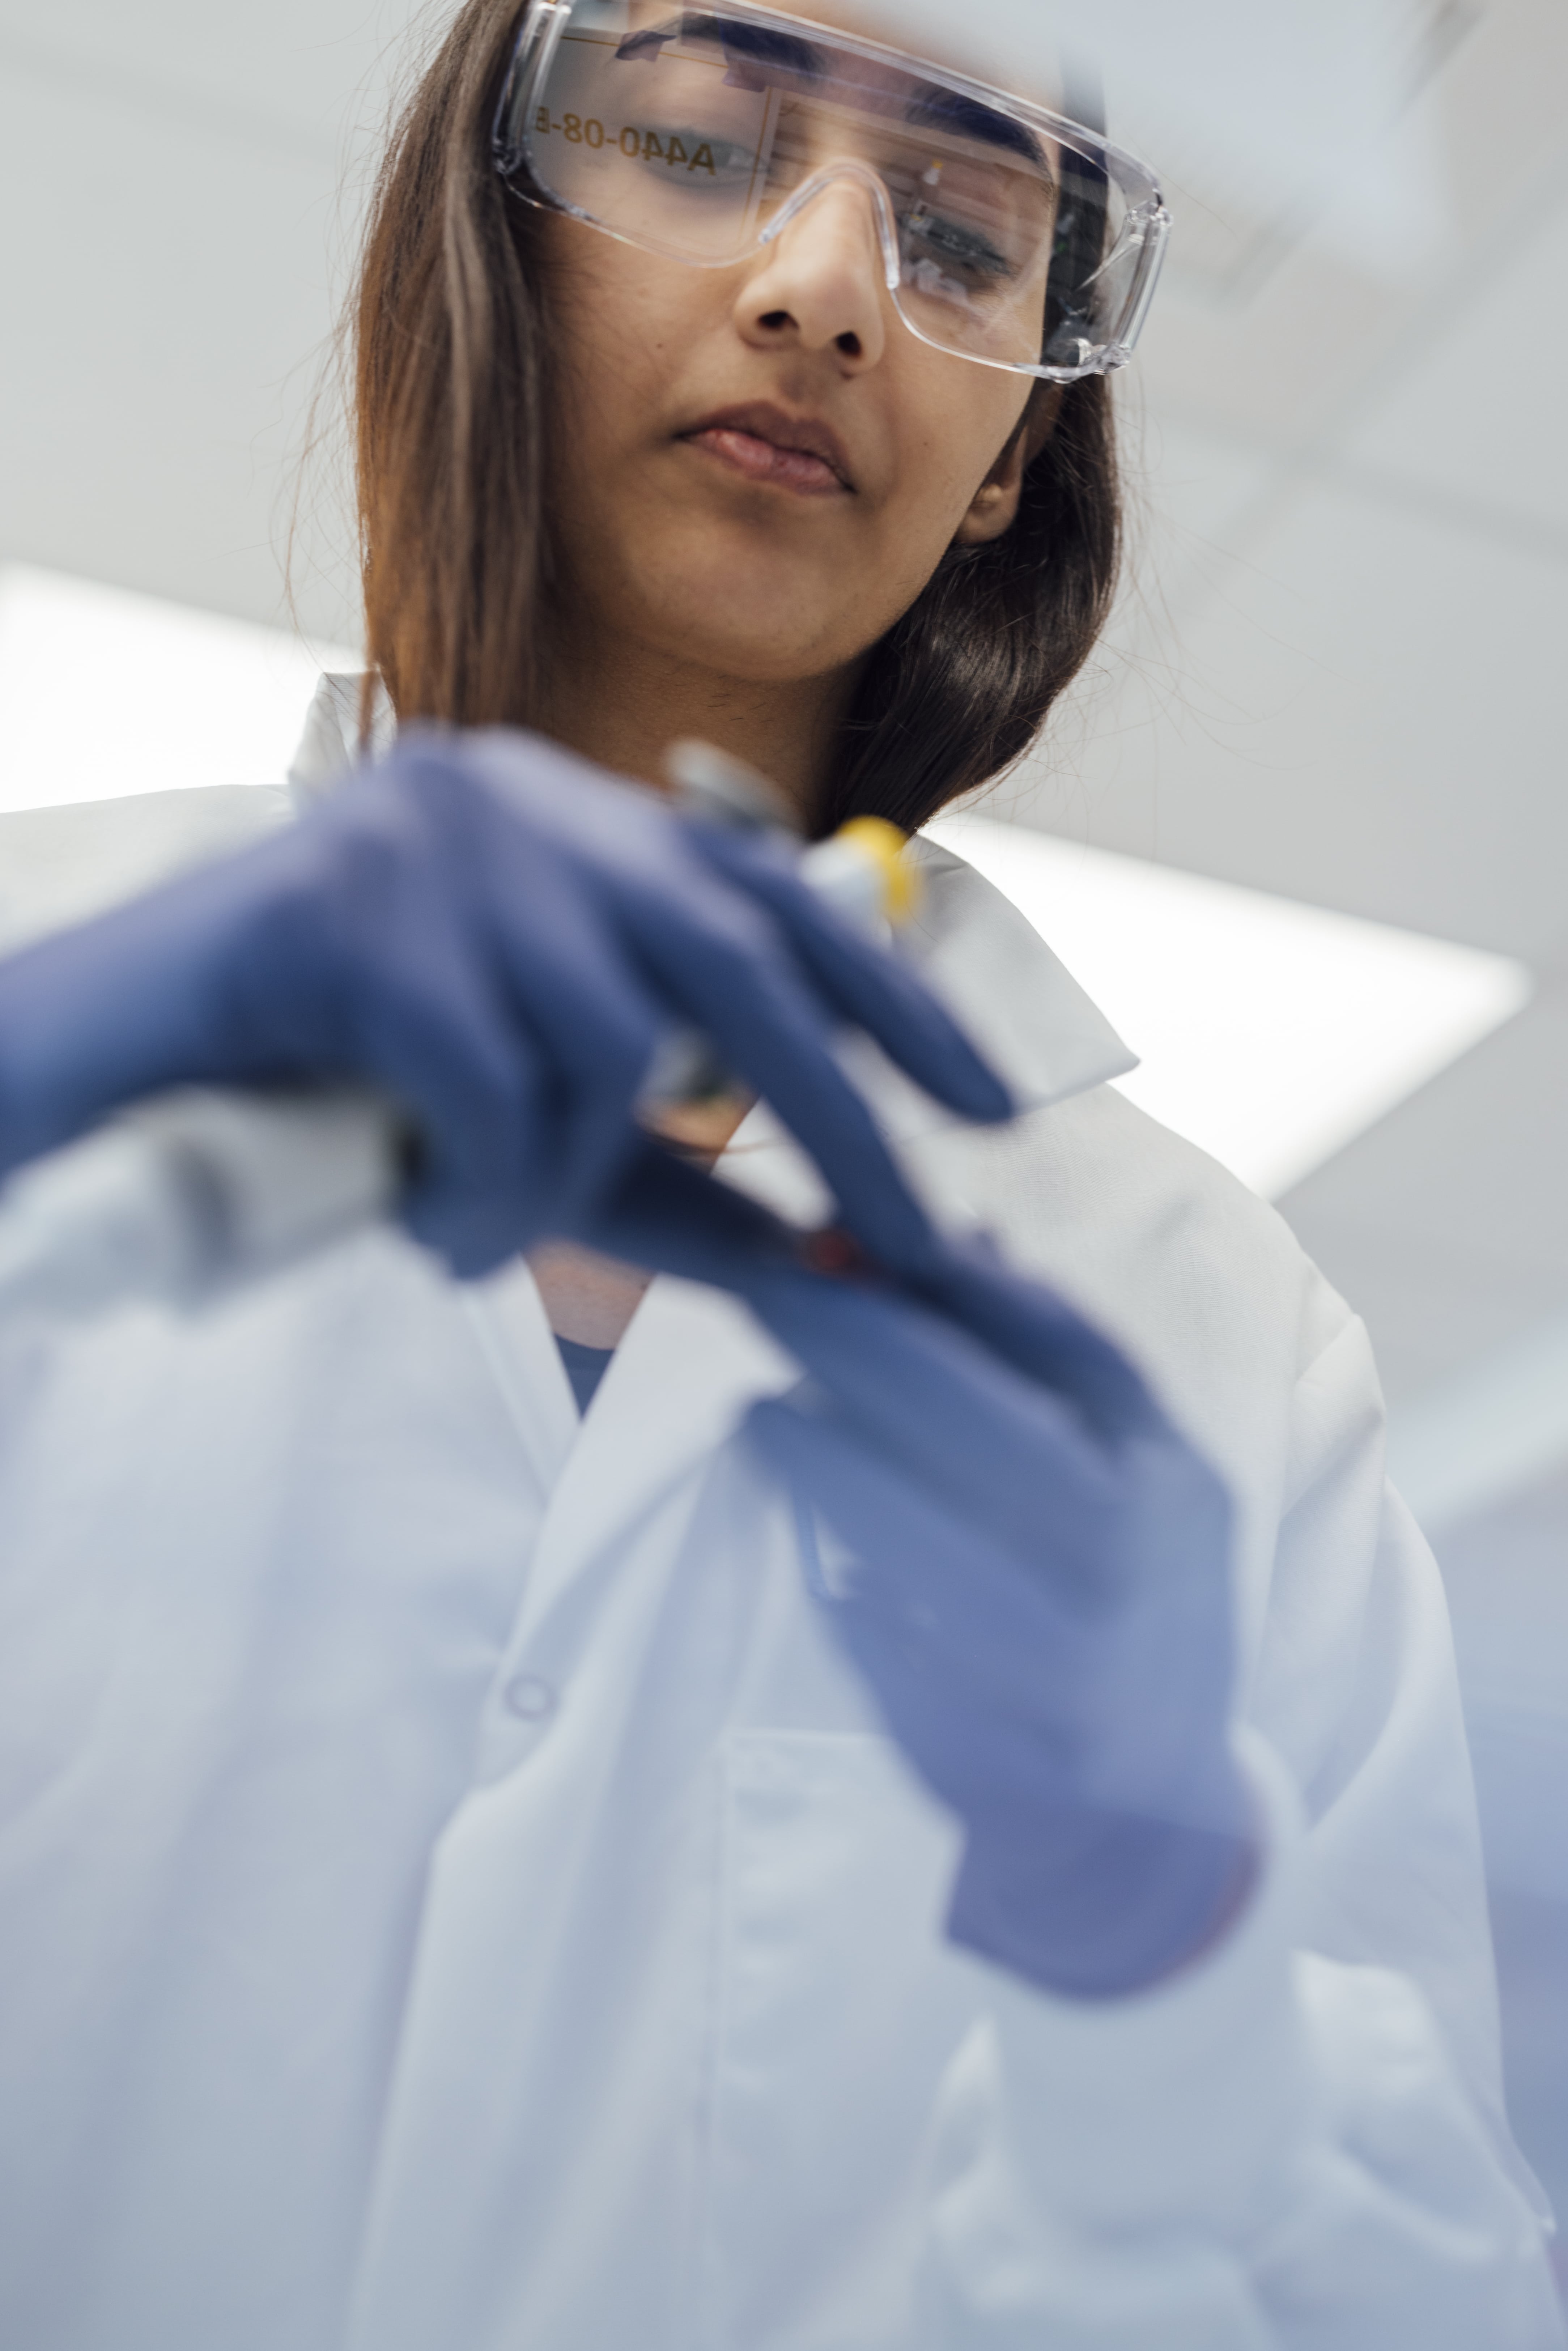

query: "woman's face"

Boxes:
[539, 8, 1043, 696]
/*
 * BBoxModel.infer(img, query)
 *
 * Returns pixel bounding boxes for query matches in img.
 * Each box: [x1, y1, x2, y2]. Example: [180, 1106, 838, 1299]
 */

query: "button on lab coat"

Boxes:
[0, 703, 1561, 2350]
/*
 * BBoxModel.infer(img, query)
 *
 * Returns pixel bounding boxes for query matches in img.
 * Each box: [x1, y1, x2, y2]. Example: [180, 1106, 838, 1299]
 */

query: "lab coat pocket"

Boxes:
[704, 1727, 975, 2350]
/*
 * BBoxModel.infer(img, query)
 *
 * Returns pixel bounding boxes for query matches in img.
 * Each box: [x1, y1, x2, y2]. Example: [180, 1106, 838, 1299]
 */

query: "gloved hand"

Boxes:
[735, 1240, 1254, 2000]
[0, 727, 1010, 1279]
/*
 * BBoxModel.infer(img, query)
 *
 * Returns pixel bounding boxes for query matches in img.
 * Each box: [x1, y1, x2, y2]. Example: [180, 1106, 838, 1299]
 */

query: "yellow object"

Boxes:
[833, 817, 921, 926]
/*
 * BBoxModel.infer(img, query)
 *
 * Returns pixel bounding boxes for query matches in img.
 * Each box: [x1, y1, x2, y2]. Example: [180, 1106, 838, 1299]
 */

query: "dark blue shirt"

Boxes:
[554, 1333, 615, 1415]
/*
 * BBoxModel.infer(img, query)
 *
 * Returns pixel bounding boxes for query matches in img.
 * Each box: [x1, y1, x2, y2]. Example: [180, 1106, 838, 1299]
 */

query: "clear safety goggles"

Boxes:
[491, 1, 1169, 381]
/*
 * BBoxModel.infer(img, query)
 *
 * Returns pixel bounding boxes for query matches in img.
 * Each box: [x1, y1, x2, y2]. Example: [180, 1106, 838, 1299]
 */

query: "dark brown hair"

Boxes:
[353, 0, 1121, 837]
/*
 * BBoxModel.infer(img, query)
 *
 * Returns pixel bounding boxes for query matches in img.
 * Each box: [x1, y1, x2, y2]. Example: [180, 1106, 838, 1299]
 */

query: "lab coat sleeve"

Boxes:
[914, 1314, 1565, 2349]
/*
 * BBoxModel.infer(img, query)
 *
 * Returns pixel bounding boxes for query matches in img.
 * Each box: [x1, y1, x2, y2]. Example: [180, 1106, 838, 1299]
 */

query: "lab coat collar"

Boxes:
[876, 831, 1135, 1134]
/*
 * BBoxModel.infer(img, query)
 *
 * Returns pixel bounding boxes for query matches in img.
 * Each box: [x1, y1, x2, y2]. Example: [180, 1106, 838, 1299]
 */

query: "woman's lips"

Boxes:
[682, 424, 849, 497]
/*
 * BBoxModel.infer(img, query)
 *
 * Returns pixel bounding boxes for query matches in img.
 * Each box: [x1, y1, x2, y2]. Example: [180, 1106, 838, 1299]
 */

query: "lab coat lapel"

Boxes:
[459, 1257, 579, 1496]
[496, 1261, 799, 1651]
[862, 836, 1138, 1141]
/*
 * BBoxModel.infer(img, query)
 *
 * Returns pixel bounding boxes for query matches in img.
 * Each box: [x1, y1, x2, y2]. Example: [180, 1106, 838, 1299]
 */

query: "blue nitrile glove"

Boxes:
[0, 728, 1010, 1278]
[730, 1240, 1254, 2000]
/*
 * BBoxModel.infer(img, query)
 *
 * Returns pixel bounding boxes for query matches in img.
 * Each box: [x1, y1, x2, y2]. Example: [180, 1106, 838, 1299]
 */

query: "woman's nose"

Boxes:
[734, 177, 889, 369]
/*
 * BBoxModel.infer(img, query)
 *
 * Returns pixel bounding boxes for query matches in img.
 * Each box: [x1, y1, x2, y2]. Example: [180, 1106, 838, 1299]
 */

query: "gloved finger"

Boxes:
[688, 827, 1014, 1124]
[278, 887, 560, 1281]
[309, 774, 668, 1269]
[571, 1138, 808, 1287]
[621, 893, 946, 1277]
[358, 1003, 546, 1279]
[472, 731, 1011, 1131]
[908, 1234, 1163, 1443]
[748, 1390, 1103, 1674]
[234, 787, 597, 1276]
[469, 852, 664, 1223]
[748, 1397, 1085, 1804]
[374, 747, 660, 1229]
[733, 1263, 1110, 1565]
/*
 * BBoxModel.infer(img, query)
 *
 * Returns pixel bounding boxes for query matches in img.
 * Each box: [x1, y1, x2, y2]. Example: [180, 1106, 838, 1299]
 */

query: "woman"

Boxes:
[0, 3, 1559, 2344]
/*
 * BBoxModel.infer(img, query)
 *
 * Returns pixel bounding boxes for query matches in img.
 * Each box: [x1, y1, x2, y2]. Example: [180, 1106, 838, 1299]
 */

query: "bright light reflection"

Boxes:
[927, 812, 1531, 1197]
[0, 565, 360, 815]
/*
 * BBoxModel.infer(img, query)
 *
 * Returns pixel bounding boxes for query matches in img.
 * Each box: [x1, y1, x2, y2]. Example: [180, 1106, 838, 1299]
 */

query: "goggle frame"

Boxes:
[490, 0, 1171, 381]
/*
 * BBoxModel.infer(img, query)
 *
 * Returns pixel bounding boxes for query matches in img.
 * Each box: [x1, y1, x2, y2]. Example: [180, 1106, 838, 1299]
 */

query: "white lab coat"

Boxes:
[0, 684, 1560, 2350]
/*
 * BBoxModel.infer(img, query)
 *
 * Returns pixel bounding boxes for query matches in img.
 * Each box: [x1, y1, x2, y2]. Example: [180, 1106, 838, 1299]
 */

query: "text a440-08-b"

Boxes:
[536, 109, 723, 170]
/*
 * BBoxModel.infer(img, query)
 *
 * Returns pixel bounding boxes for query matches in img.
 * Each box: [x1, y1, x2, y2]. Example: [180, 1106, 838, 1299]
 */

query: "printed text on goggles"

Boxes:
[491, 1, 1169, 379]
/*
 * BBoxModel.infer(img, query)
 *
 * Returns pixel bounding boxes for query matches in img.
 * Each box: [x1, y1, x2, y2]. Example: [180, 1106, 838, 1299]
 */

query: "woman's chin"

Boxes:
[619, 562, 889, 685]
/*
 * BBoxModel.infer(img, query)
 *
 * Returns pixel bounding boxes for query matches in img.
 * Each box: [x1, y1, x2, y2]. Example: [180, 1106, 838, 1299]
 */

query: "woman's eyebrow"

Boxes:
[714, 16, 825, 76]
[616, 12, 825, 77]
[905, 89, 1047, 167]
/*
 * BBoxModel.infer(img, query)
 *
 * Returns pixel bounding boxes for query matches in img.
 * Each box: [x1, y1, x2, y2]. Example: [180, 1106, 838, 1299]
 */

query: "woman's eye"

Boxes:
[902, 207, 1015, 289]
